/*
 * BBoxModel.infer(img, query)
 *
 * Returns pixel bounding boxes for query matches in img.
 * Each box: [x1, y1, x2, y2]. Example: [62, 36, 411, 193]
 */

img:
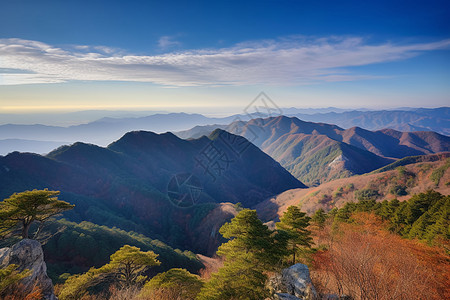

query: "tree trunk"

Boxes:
[292, 244, 296, 265]
[22, 221, 31, 239]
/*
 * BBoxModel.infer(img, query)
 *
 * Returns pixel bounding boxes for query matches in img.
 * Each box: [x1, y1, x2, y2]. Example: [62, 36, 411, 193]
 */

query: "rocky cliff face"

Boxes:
[0, 239, 57, 300]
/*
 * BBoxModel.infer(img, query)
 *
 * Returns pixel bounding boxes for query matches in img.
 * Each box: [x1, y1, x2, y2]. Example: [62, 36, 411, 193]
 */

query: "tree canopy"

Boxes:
[0, 189, 74, 239]
[324, 190, 449, 246]
[105, 245, 161, 287]
[140, 268, 203, 300]
[58, 245, 160, 300]
[276, 205, 313, 264]
[312, 208, 327, 228]
[197, 209, 288, 300]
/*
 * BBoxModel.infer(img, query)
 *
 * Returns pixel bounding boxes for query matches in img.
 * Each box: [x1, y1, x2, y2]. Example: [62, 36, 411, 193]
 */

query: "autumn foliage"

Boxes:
[311, 213, 449, 300]
[1, 284, 43, 300]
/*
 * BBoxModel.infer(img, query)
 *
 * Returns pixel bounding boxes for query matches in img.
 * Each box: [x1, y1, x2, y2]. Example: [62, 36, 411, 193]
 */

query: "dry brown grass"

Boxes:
[310, 213, 450, 300]
[197, 254, 224, 280]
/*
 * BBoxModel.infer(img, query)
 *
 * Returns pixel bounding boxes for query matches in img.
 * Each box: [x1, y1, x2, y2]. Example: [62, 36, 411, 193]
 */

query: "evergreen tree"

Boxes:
[197, 209, 288, 300]
[276, 206, 312, 265]
[58, 245, 160, 299]
[405, 190, 442, 224]
[335, 202, 357, 222]
[0, 189, 74, 239]
[312, 208, 327, 228]
[331, 190, 449, 246]
[389, 201, 408, 233]
[100, 245, 160, 287]
[140, 268, 203, 300]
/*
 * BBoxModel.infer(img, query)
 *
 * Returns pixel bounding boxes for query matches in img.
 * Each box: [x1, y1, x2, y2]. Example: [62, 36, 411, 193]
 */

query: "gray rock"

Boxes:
[270, 263, 318, 300]
[282, 264, 317, 299]
[0, 239, 57, 300]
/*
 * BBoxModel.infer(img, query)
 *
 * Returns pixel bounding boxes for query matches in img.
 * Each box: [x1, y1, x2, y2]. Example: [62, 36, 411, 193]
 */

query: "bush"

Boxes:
[140, 268, 203, 300]
[355, 188, 379, 201]
[389, 184, 407, 196]
[430, 159, 450, 185]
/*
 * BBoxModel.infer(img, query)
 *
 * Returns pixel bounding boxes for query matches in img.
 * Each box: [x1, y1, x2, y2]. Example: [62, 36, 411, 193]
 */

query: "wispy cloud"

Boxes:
[0, 36, 449, 86]
[158, 35, 181, 50]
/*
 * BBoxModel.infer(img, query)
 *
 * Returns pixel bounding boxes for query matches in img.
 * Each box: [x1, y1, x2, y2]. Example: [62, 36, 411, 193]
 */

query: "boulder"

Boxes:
[0, 239, 57, 300]
[270, 263, 317, 300]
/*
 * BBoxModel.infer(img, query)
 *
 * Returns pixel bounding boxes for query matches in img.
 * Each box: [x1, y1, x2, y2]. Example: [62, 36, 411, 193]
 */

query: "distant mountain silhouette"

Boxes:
[0, 113, 243, 152]
[0, 130, 304, 253]
[286, 107, 450, 136]
[177, 116, 449, 185]
[0, 139, 69, 155]
[1, 107, 447, 155]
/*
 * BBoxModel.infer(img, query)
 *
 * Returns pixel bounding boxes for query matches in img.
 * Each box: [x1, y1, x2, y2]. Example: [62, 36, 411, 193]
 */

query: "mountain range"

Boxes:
[0, 107, 448, 155]
[178, 116, 450, 186]
[0, 129, 303, 254]
[286, 107, 450, 136]
[1, 110, 449, 251]
[0, 113, 242, 151]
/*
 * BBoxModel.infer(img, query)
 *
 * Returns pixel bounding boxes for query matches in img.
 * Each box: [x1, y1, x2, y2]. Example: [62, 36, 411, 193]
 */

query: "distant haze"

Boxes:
[0, 107, 448, 156]
[0, 106, 438, 126]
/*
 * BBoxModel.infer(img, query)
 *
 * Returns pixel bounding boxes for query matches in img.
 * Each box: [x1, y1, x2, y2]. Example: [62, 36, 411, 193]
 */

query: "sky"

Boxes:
[0, 0, 449, 115]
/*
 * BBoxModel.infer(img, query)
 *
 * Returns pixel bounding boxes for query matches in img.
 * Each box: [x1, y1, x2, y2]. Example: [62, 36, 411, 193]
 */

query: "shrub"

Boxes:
[389, 184, 407, 196]
[355, 188, 379, 201]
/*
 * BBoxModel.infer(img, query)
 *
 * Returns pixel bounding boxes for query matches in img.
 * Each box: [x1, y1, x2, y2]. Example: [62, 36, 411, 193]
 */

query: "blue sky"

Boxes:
[0, 0, 449, 114]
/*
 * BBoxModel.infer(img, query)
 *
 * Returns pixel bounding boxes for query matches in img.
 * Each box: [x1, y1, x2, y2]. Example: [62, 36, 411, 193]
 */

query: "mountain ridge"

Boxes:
[0, 130, 304, 255]
[176, 115, 449, 185]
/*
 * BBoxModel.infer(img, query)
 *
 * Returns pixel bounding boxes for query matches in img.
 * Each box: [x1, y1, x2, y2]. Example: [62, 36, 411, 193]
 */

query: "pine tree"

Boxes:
[312, 208, 327, 228]
[58, 245, 160, 299]
[140, 268, 203, 300]
[197, 209, 288, 300]
[0, 189, 74, 239]
[101, 245, 160, 287]
[276, 206, 312, 265]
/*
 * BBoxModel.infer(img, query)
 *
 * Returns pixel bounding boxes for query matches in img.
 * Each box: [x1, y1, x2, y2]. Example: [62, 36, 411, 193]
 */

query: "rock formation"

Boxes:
[270, 263, 318, 300]
[0, 239, 57, 300]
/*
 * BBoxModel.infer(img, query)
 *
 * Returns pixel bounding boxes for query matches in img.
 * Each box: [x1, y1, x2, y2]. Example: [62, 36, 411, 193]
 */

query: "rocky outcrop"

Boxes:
[0, 239, 57, 300]
[270, 263, 318, 300]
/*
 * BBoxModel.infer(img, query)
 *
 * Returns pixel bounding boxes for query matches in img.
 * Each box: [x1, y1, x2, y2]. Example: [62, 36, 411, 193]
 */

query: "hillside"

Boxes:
[0, 130, 304, 255]
[255, 154, 450, 221]
[42, 219, 204, 281]
[255, 131, 393, 186]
